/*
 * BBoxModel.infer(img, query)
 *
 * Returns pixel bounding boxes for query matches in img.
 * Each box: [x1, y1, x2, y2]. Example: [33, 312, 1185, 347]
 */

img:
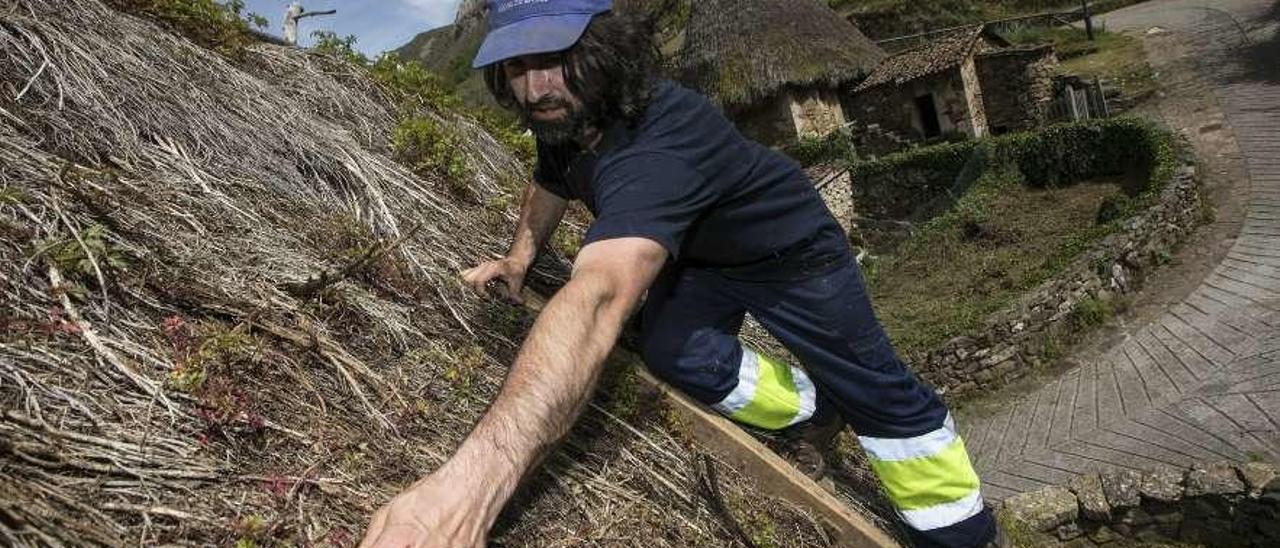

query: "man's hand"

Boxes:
[461, 257, 528, 303]
[358, 474, 490, 548]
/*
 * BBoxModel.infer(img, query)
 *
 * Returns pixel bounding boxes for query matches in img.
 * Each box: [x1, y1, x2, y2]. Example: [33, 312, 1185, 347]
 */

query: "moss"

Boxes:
[995, 506, 1050, 547]
[405, 343, 489, 403]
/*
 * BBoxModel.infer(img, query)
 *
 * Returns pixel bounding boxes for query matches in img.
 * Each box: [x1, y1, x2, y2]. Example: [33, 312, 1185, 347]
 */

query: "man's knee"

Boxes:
[638, 327, 739, 404]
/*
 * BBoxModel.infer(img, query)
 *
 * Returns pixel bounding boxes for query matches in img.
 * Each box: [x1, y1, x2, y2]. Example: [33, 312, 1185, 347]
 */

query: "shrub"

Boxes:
[106, 0, 267, 57]
[1071, 295, 1116, 330]
[369, 54, 462, 113]
[848, 118, 1181, 221]
[311, 31, 368, 66]
[783, 128, 858, 166]
[311, 45, 534, 169]
[393, 117, 470, 186]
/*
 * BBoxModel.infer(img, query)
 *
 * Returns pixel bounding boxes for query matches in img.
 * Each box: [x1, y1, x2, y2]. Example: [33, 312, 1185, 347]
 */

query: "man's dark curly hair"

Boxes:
[483, 10, 661, 129]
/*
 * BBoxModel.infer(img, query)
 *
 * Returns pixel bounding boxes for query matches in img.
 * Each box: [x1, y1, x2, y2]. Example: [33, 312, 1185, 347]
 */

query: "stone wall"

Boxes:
[959, 56, 990, 138]
[977, 46, 1060, 135]
[845, 84, 922, 141]
[733, 92, 797, 147]
[806, 164, 855, 234]
[789, 88, 847, 139]
[846, 69, 974, 141]
[1003, 461, 1280, 547]
[916, 156, 1202, 397]
[847, 139, 978, 220]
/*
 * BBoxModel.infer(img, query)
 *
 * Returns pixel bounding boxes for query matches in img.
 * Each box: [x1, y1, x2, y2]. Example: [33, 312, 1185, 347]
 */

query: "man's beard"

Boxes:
[520, 96, 591, 146]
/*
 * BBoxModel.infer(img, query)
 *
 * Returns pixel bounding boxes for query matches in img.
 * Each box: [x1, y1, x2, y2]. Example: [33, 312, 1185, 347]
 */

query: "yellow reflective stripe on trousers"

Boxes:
[712, 348, 816, 430]
[859, 414, 984, 530]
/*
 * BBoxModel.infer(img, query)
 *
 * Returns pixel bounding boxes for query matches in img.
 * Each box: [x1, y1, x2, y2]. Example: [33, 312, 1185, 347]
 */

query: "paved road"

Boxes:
[965, 0, 1280, 502]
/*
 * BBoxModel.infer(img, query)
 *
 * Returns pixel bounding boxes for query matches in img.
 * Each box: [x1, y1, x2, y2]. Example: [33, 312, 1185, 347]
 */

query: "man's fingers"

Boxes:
[463, 266, 495, 296]
[504, 277, 524, 304]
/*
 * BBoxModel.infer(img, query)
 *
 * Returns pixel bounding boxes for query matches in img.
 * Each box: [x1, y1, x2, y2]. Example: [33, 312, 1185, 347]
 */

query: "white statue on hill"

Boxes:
[283, 1, 338, 45]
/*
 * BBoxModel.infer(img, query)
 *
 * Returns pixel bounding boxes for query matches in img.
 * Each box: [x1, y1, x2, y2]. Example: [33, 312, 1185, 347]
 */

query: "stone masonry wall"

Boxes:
[959, 56, 990, 137]
[733, 92, 798, 148]
[806, 164, 855, 234]
[977, 47, 1060, 135]
[846, 69, 970, 141]
[790, 87, 847, 140]
[915, 155, 1202, 397]
[1003, 461, 1280, 547]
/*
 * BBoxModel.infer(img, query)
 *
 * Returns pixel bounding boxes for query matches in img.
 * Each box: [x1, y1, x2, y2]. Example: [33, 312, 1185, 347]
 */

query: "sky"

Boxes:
[242, 1, 464, 56]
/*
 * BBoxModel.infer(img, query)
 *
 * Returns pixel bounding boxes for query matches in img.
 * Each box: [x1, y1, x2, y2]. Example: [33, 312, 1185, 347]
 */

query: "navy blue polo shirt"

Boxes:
[534, 80, 848, 279]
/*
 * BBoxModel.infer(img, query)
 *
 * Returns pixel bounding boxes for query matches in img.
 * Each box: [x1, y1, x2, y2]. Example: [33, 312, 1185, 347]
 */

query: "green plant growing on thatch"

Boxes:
[370, 54, 463, 113]
[725, 492, 781, 548]
[393, 117, 471, 188]
[106, 0, 267, 57]
[36, 223, 128, 284]
[311, 30, 368, 66]
[407, 343, 488, 402]
[0, 187, 29, 205]
[165, 319, 261, 393]
[552, 223, 584, 258]
[372, 55, 535, 165]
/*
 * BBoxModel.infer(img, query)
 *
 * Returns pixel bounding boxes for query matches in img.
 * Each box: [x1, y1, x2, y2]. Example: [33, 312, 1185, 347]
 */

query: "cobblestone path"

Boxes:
[965, 0, 1280, 502]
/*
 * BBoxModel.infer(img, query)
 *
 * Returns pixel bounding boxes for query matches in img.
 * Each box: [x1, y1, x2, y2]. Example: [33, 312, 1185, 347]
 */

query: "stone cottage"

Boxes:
[847, 25, 1059, 143]
[675, 0, 885, 147]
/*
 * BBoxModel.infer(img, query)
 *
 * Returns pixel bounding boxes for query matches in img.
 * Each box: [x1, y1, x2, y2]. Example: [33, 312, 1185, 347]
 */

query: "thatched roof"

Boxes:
[676, 0, 885, 111]
[854, 25, 1010, 92]
[0, 1, 899, 546]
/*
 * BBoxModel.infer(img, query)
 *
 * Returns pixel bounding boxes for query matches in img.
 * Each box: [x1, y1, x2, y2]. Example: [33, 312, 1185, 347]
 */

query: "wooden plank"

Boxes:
[631, 363, 901, 548]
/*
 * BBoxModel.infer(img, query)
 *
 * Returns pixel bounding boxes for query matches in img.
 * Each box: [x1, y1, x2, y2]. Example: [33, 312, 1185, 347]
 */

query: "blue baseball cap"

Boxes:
[471, 0, 613, 69]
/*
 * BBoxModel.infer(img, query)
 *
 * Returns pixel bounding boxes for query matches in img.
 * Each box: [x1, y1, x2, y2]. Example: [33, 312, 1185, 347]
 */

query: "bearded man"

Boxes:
[360, 1, 1001, 547]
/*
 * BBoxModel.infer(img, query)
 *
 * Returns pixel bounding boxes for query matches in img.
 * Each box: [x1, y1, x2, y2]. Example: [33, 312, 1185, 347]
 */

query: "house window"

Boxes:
[914, 93, 942, 138]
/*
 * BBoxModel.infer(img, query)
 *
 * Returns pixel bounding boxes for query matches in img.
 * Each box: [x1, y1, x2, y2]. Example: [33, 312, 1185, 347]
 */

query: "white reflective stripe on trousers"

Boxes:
[899, 489, 985, 531]
[857, 413, 959, 461]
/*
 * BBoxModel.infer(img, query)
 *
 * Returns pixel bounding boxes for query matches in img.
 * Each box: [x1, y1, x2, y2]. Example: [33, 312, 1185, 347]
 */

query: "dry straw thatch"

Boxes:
[676, 0, 885, 111]
[0, 0, 865, 545]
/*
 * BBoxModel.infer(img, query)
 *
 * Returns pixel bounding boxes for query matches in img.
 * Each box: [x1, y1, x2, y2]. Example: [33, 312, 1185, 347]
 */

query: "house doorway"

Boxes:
[914, 93, 942, 138]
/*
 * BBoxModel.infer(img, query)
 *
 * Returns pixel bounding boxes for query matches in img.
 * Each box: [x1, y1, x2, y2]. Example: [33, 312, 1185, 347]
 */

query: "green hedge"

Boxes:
[999, 118, 1176, 190]
[847, 118, 1179, 221]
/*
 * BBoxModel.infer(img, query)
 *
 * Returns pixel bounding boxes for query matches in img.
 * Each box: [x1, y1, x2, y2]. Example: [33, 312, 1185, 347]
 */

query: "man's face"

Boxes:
[502, 53, 589, 145]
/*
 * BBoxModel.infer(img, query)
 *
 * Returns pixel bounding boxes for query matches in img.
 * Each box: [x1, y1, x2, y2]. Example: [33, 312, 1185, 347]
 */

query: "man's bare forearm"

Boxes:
[508, 182, 567, 268]
[430, 269, 634, 525]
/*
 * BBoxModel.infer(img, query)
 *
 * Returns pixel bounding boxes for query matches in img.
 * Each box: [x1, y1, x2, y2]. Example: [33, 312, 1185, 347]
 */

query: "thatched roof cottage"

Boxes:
[676, 0, 884, 146]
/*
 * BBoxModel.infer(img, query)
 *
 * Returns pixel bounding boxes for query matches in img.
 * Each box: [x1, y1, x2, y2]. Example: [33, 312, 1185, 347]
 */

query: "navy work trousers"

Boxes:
[638, 258, 996, 548]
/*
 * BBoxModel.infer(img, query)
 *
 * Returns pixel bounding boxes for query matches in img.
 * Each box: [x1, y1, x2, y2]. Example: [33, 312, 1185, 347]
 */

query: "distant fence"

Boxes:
[876, 10, 1080, 52]
[1048, 78, 1110, 122]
